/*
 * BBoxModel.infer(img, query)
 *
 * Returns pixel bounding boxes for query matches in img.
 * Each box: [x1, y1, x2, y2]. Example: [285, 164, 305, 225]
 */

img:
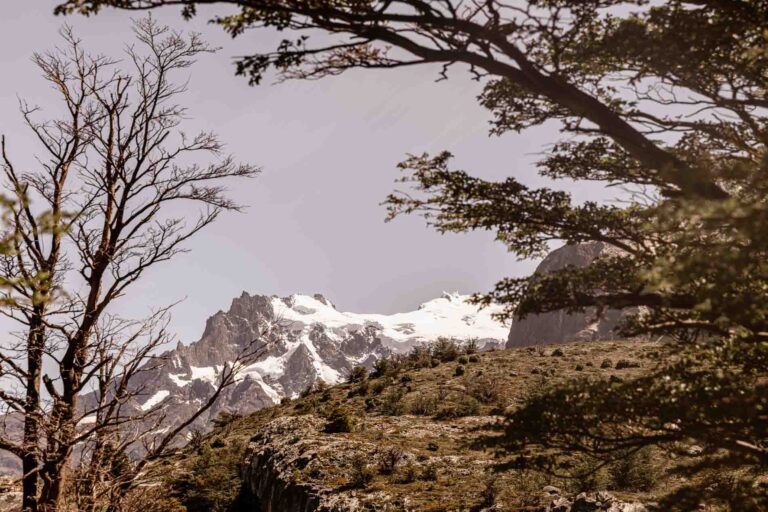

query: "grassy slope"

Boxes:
[154, 339, 697, 511]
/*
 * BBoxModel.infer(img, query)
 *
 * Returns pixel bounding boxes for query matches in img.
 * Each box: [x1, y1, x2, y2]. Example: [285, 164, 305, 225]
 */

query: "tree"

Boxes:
[55, 0, 768, 507]
[0, 18, 259, 511]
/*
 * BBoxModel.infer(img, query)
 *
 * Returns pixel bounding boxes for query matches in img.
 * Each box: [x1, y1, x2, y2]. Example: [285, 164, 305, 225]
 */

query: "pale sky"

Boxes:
[0, 2, 610, 343]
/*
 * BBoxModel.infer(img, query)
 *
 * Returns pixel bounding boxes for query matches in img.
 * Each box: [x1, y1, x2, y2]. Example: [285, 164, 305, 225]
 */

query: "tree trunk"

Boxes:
[22, 316, 45, 512]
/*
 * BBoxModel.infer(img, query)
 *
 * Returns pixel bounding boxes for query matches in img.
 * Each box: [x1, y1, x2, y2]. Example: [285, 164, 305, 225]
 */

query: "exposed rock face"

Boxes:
[241, 416, 362, 512]
[507, 242, 634, 348]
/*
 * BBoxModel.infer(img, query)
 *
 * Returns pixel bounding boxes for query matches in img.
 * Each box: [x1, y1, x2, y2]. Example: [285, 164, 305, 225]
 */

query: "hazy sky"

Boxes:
[0, 2, 611, 343]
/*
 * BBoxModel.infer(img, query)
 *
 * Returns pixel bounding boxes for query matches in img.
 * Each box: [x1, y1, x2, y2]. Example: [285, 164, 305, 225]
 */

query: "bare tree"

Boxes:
[68, 310, 270, 512]
[0, 17, 259, 511]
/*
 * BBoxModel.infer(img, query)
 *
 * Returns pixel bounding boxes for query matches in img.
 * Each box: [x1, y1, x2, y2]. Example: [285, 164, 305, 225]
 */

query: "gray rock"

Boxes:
[549, 497, 572, 512]
[550, 492, 646, 512]
[507, 242, 637, 348]
[572, 492, 602, 512]
[607, 502, 647, 512]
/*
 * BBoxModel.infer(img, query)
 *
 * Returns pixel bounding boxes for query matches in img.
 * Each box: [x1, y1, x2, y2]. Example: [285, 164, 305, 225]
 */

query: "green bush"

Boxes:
[376, 446, 405, 475]
[409, 393, 438, 415]
[348, 378, 369, 397]
[466, 375, 501, 404]
[347, 365, 369, 383]
[454, 365, 466, 377]
[420, 462, 439, 482]
[380, 388, 406, 415]
[569, 456, 612, 493]
[371, 379, 388, 395]
[364, 397, 379, 411]
[395, 462, 418, 483]
[435, 395, 481, 419]
[609, 447, 659, 491]
[372, 358, 390, 378]
[325, 406, 356, 433]
[432, 337, 461, 362]
[169, 442, 246, 512]
[348, 453, 375, 488]
[615, 359, 641, 370]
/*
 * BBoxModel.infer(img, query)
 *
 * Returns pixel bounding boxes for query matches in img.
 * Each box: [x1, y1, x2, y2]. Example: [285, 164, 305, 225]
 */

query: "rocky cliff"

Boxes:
[507, 242, 635, 348]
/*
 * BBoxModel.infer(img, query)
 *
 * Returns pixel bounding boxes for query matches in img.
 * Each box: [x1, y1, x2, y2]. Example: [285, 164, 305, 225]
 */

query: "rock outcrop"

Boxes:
[507, 242, 635, 348]
[548, 491, 647, 512]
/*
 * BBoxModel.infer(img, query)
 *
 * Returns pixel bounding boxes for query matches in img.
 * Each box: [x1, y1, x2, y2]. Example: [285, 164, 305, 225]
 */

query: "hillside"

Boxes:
[132, 338, 704, 512]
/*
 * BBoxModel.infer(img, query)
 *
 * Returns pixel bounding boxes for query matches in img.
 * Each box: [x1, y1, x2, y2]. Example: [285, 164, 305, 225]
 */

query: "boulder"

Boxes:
[547, 491, 648, 512]
[548, 492, 647, 512]
[507, 242, 636, 348]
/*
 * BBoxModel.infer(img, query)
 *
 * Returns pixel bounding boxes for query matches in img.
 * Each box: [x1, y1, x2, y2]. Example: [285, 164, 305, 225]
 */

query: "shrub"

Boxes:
[408, 345, 433, 369]
[575, 364, 584, 371]
[364, 397, 379, 412]
[294, 395, 319, 414]
[569, 456, 611, 493]
[600, 359, 613, 369]
[169, 441, 246, 512]
[348, 378, 369, 397]
[466, 376, 501, 404]
[372, 358, 390, 378]
[479, 477, 499, 509]
[609, 447, 659, 491]
[348, 453, 375, 488]
[454, 365, 466, 377]
[508, 469, 548, 509]
[400, 373, 413, 384]
[420, 462, 439, 481]
[426, 441, 439, 452]
[464, 338, 479, 354]
[468, 354, 481, 363]
[371, 379, 388, 395]
[435, 395, 481, 419]
[409, 393, 438, 415]
[347, 365, 369, 383]
[458, 355, 469, 364]
[432, 337, 461, 362]
[380, 388, 406, 415]
[615, 359, 641, 370]
[376, 446, 405, 475]
[551, 348, 565, 357]
[211, 411, 242, 429]
[188, 430, 205, 452]
[325, 406, 355, 433]
[395, 462, 417, 483]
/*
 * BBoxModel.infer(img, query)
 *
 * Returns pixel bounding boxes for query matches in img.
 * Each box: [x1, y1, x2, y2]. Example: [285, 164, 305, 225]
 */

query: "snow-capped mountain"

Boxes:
[126, 291, 510, 430]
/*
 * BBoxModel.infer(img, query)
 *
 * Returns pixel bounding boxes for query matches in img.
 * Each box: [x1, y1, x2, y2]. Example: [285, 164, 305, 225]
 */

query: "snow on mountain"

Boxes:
[269, 291, 507, 349]
[123, 291, 510, 435]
